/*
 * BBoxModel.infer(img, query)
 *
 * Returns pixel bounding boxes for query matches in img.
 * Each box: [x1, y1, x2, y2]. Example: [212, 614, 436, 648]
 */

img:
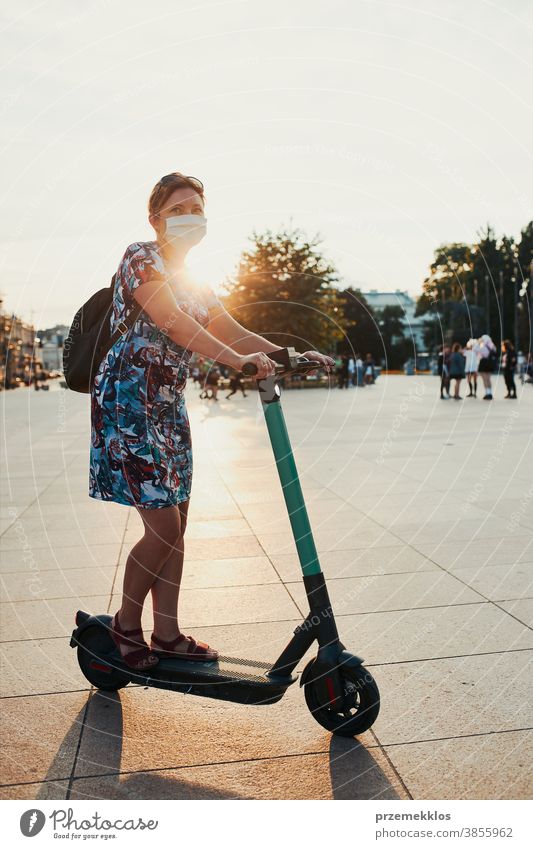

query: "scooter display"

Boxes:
[70, 347, 380, 737]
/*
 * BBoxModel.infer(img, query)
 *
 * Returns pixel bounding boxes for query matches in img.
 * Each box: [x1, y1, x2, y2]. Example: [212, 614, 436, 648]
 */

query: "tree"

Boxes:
[222, 222, 347, 352]
[416, 222, 532, 349]
[335, 288, 379, 358]
[375, 305, 411, 369]
[516, 222, 533, 352]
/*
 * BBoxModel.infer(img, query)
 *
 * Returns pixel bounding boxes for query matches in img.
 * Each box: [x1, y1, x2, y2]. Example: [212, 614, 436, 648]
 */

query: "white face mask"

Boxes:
[164, 214, 207, 248]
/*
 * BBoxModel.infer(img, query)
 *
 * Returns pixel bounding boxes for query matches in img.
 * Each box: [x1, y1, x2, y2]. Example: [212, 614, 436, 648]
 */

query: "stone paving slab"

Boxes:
[0, 525, 124, 551]
[267, 545, 440, 582]
[286, 570, 484, 616]
[412, 537, 533, 569]
[116, 554, 281, 589]
[0, 543, 122, 573]
[382, 730, 533, 800]
[371, 650, 533, 746]
[450, 563, 533, 602]
[1, 566, 117, 602]
[0, 582, 301, 641]
[0, 779, 70, 800]
[498, 598, 533, 628]
[0, 692, 87, 785]
[256, 525, 402, 557]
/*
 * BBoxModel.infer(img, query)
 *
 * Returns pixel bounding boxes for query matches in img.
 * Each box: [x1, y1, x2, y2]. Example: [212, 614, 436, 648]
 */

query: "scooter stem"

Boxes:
[258, 375, 321, 577]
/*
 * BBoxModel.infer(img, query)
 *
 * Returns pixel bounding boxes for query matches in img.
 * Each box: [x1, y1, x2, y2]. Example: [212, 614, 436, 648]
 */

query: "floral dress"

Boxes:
[89, 240, 222, 508]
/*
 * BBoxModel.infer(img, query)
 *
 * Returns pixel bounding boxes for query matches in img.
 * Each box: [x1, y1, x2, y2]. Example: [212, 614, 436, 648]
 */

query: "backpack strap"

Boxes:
[106, 273, 144, 349]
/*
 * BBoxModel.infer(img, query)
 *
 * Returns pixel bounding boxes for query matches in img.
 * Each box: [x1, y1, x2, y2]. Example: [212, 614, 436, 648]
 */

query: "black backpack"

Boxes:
[62, 274, 142, 393]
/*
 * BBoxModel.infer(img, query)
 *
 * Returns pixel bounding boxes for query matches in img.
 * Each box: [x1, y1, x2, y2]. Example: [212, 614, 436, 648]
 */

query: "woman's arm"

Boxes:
[132, 280, 277, 378]
[205, 307, 281, 355]
[206, 306, 335, 371]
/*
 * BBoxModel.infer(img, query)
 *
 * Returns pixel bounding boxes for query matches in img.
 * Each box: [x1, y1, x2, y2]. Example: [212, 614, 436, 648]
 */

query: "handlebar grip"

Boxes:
[241, 362, 258, 376]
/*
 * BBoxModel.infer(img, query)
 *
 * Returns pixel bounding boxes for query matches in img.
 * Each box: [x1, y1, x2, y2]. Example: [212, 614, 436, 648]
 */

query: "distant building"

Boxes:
[361, 289, 426, 350]
[0, 299, 43, 388]
[37, 325, 69, 372]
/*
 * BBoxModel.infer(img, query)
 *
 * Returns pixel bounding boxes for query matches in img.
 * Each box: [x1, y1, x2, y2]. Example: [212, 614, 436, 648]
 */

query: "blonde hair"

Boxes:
[148, 172, 205, 217]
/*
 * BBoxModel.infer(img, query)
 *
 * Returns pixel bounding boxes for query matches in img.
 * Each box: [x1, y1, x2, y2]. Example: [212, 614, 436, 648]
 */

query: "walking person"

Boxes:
[89, 170, 334, 670]
[477, 334, 498, 400]
[355, 353, 364, 387]
[190, 362, 201, 385]
[337, 355, 349, 389]
[205, 365, 220, 401]
[347, 356, 355, 387]
[502, 339, 517, 398]
[449, 342, 466, 400]
[464, 339, 478, 397]
[438, 345, 451, 399]
[363, 353, 376, 385]
[226, 370, 248, 399]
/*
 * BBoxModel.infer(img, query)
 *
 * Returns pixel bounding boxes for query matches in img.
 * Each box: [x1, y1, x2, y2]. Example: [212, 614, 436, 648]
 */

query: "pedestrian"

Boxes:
[517, 350, 526, 383]
[501, 339, 517, 398]
[477, 334, 498, 400]
[337, 355, 349, 389]
[437, 345, 451, 399]
[205, 366, 220, 401]
[449, 342, 465, 400]
[190, 363, 201, 385]
[526, 352, 533, 384]
[347, 356, 355, 386]
[355, 353, 364, 387]
[363, 353, 375, 385]
[226, 370, 248, 399]
[464, 339, 478, 397]
[89, 169, 336, 670]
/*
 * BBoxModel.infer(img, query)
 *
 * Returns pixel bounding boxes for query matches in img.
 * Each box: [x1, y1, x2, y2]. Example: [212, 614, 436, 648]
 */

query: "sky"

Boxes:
[1, 0, 532, 328]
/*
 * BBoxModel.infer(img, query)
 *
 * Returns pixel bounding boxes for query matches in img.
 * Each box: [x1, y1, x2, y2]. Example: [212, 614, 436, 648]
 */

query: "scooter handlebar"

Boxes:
[240, 354, 323, 378]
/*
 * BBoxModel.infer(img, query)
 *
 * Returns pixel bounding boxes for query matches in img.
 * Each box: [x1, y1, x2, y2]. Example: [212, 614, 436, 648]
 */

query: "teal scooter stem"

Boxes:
[70, 347, 380, 738]
[263, 400, 321, 577]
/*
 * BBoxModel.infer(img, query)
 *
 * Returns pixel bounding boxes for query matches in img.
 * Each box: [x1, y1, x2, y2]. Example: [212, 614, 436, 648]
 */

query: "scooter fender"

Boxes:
[299, 650, 365, 687]
[69, 612, 112, 648]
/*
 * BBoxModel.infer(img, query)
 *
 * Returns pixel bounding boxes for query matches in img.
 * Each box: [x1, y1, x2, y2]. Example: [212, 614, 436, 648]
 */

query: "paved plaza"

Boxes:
[1, 374, 532, 800]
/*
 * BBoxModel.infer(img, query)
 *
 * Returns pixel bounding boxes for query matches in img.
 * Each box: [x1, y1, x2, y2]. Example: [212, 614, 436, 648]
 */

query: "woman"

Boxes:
[476, 334, 497, 400]
[363, 353, 375, 385]
[501, 339, 517, 398]
[464, 339, 478, 398]
[449, 342, 465, 400]
[89, 172, 334, 670]
[437, 345, 451, 399]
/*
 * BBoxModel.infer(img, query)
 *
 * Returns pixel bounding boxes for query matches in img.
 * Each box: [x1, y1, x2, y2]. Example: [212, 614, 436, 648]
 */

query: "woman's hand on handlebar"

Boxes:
[301, 351, 336, 374]
[239, 352, 278, 379]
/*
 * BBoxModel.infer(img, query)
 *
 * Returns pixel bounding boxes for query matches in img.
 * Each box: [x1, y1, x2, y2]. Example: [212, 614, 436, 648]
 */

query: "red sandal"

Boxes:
[110, 611, 160, 670]
[150, 631, 219, 661]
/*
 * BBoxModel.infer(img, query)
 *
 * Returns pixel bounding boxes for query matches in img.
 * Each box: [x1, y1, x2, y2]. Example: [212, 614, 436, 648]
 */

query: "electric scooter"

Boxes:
[70, 347, 380, 737]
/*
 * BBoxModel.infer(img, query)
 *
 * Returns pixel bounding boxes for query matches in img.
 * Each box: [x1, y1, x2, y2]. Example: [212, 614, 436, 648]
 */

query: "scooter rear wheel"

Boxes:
[304, 663, 380, 737]
[77, 625, 131, 691]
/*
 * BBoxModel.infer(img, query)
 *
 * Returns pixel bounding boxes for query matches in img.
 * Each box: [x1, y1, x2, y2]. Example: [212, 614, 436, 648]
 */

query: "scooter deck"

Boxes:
[116, 651, 297, 705]
[71, 610, 298, 706]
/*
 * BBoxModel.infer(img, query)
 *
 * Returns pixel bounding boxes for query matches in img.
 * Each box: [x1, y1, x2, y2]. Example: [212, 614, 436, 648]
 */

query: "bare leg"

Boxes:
[117, 504, 184, 634]
[149, 500, 189, 641]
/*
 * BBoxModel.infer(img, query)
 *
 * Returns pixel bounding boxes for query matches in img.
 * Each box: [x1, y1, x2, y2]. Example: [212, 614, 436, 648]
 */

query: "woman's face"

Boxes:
[150, 186, 205, 241]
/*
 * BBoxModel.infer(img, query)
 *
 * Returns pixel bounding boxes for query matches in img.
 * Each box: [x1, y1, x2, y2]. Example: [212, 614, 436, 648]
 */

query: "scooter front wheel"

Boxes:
[77, 624, 131, 691]
[304, 662, 380, 737]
